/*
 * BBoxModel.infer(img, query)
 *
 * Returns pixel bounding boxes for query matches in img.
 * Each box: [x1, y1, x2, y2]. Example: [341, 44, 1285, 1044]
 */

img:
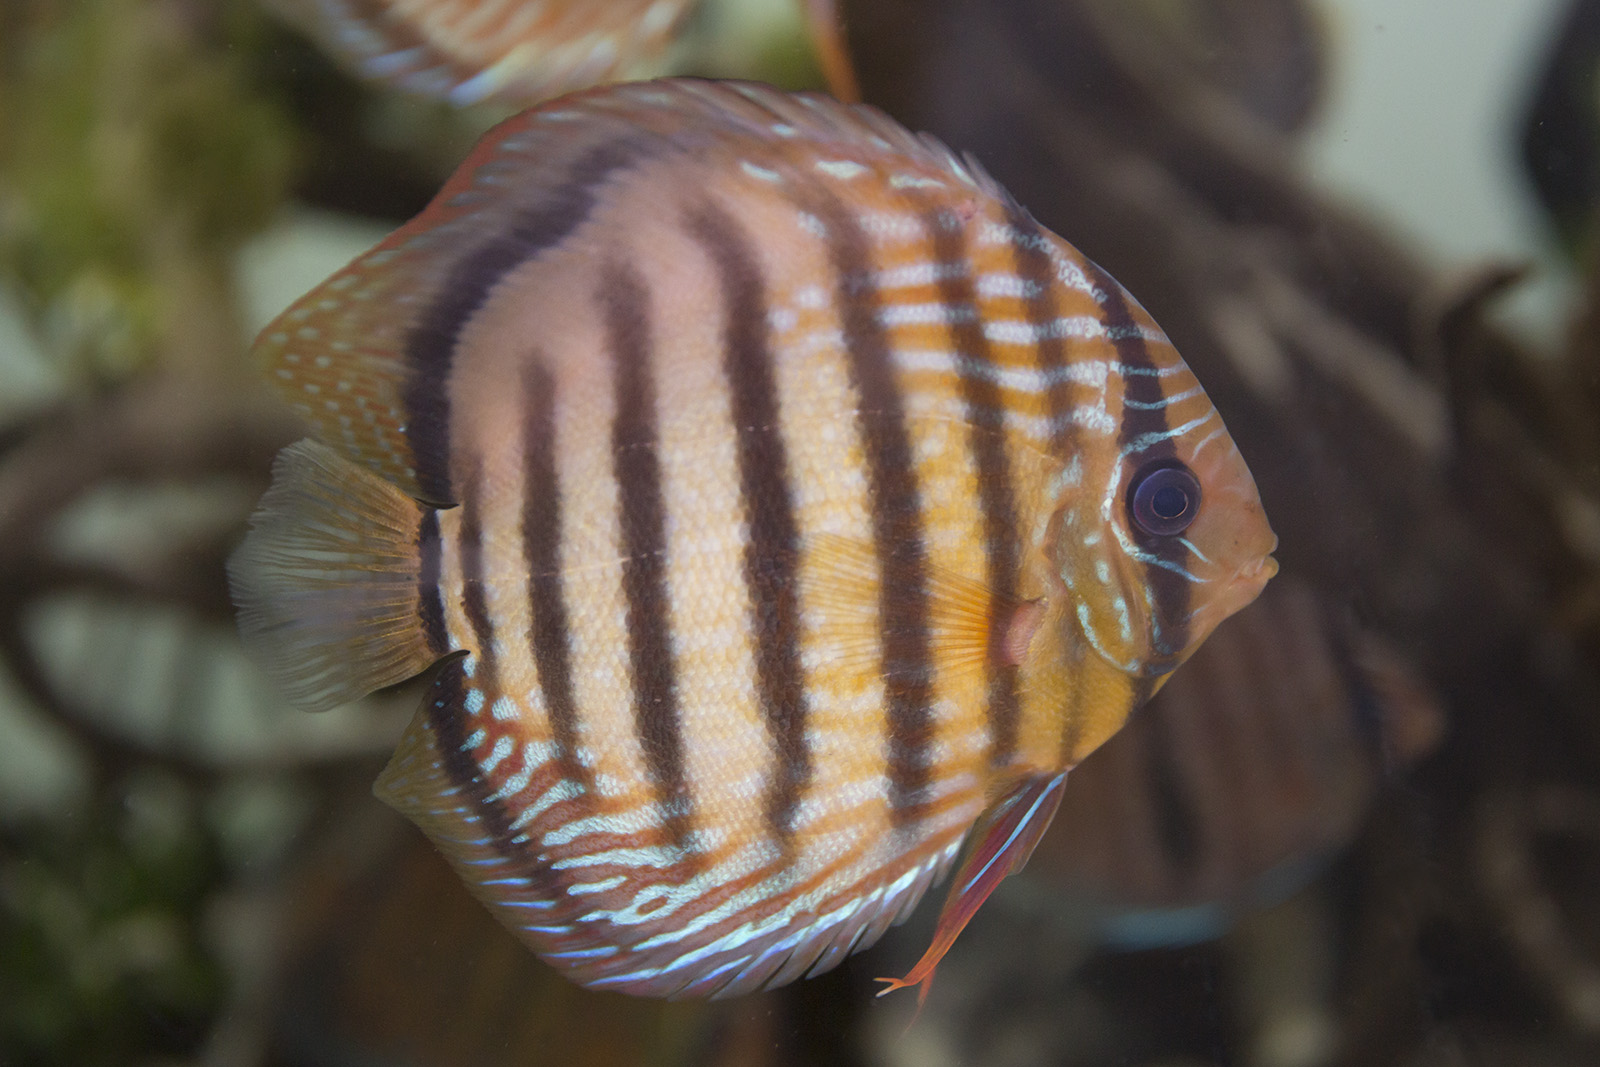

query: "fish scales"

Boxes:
[1020, 577, 1444, 948]
[682, 200, 809, 845]
[231, 79, 1277, 999]
[806, 184, 938, 830]
[272, 0, 862, 108]
[519, 361, 593, 798]
[440, 144, 1021, 943]
[920, 200, 1023, 774]
[278, 0, 695, 105]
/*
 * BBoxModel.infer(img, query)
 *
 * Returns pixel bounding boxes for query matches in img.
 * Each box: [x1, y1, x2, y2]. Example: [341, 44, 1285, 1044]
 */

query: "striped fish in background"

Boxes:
[227, 78, 1277, 1000]
[270, 819, 767, 1067]
[267, 0, 860, 105]
[1023, 576, 1445, 948]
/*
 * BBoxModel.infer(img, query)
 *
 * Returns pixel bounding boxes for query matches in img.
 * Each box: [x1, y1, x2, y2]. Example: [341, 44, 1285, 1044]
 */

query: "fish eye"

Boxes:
[1128, 462, 1201, 537]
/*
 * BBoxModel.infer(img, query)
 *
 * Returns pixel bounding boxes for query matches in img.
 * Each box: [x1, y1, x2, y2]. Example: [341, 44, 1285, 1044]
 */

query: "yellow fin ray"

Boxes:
[801, 532, 1027, 676]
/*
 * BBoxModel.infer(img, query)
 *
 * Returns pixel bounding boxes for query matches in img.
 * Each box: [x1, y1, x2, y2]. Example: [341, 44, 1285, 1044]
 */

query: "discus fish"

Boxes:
[1026, 577, 1444, 947]
[269, 0, 860, 106]
[271, 828, 754, 1066]
[228, 78, 1277, 1001]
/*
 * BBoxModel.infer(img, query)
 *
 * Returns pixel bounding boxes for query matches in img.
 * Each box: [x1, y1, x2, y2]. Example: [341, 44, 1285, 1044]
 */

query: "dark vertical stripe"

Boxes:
[1085, 260, 1192, 663]
[458, 457, 499, 696]
[425, 658, 570, 895]
[428, 661, 507, 836]
[805, 190, 934, 825]
[920, 203, 1021, 770]
[684, 201, 810, 845]
[1102, 280, 1170, 448]
[417, 510, 450, 655]
[403, 137, 652, 506]
[1010, 216, 1102, 767]
[520, 363, 595, 796]
[602, 260, 693, 852]
[1323, 604, 1389, 764]
[1007, 212, 1080, 457]
[1141, 703, 1202, 876]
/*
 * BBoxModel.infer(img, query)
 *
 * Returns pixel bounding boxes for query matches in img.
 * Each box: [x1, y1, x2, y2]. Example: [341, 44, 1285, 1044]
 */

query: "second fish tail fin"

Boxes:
[228, 438, 444, 712]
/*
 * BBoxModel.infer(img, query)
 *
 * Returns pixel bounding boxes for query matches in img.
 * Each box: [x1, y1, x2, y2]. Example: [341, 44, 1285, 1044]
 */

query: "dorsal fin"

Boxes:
[253, 78, 1012, 505]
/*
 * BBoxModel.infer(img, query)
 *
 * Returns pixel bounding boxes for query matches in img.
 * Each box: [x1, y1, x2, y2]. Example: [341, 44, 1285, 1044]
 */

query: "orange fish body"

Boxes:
[271, 0, 860, 104]
[1026, 576, 1444, 947]
[229, 79, 1276, 999]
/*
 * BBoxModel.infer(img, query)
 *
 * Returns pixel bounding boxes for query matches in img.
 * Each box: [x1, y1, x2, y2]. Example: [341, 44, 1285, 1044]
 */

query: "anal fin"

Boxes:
[876, 771, 1069, 1007]
[374, 658, 571, 931]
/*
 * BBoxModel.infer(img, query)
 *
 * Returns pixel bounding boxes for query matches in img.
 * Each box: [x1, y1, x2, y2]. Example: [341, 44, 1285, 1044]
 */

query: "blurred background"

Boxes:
[7, 0, 1600, 1064]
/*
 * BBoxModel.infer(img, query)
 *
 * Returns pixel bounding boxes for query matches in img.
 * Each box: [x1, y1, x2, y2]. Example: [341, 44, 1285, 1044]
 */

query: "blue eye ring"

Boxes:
[1128, 462, 1201, 537]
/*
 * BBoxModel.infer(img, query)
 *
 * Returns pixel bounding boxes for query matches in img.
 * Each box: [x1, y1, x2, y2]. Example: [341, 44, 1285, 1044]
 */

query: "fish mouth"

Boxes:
[1238, 554, 1279, 586]
[1220, 553, 1278, 616]
[1233, 526, 1280, 597]
[1132, 552, 1278, 677]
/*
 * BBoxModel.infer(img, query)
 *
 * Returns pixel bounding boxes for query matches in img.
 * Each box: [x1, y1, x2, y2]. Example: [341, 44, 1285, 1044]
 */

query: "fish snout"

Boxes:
[1221, 553, 1278, 617]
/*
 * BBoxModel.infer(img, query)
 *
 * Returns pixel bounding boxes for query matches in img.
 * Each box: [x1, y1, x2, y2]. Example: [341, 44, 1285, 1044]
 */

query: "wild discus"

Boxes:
[228, 78, 1277, 1001]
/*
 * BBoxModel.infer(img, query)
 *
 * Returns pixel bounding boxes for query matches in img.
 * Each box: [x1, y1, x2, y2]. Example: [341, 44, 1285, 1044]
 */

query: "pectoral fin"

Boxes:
[803, 532, 1036, 676]
[876, 771, 1069, 1006]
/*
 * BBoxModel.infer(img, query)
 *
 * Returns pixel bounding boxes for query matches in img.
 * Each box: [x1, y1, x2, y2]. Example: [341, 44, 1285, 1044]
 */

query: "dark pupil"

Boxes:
[1128, 462, 1202, 537]
[1151, 484, 1189, 520]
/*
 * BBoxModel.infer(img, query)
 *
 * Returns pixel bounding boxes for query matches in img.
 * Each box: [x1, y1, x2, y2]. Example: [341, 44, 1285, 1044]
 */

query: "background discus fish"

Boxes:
[1020, 576, 1446, 948]
[227, 78, 1277, 1000]
[266, 0, 861, 106]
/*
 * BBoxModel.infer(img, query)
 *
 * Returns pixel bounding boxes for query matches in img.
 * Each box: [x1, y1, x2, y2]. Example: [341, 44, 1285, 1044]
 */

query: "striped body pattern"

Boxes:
[273, 0, 694, 104]
[230, 80, 1277, 999]
[1026, 577, 1444, 947]
[271, 0, 859, 106]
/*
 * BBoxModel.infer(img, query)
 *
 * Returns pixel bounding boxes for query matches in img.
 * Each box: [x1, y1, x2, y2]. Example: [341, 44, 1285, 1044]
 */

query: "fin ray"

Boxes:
[876, 772, 1069, 1006]
[228, 438, 439, 711]
[803, 531, 1024, 676]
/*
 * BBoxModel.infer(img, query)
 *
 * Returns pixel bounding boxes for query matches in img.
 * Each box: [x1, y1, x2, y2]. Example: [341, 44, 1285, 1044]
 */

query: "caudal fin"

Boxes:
[229, 439, 442, 712]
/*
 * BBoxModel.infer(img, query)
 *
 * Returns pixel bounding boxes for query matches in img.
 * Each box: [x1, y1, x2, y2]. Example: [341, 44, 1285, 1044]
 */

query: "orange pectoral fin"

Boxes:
[805, 532, 1031, 678]
[876, 771, 1069, 1007]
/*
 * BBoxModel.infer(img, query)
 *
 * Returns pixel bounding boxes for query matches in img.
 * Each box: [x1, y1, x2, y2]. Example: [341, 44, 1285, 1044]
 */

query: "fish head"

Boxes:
[1050, 365, 1277, 687]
